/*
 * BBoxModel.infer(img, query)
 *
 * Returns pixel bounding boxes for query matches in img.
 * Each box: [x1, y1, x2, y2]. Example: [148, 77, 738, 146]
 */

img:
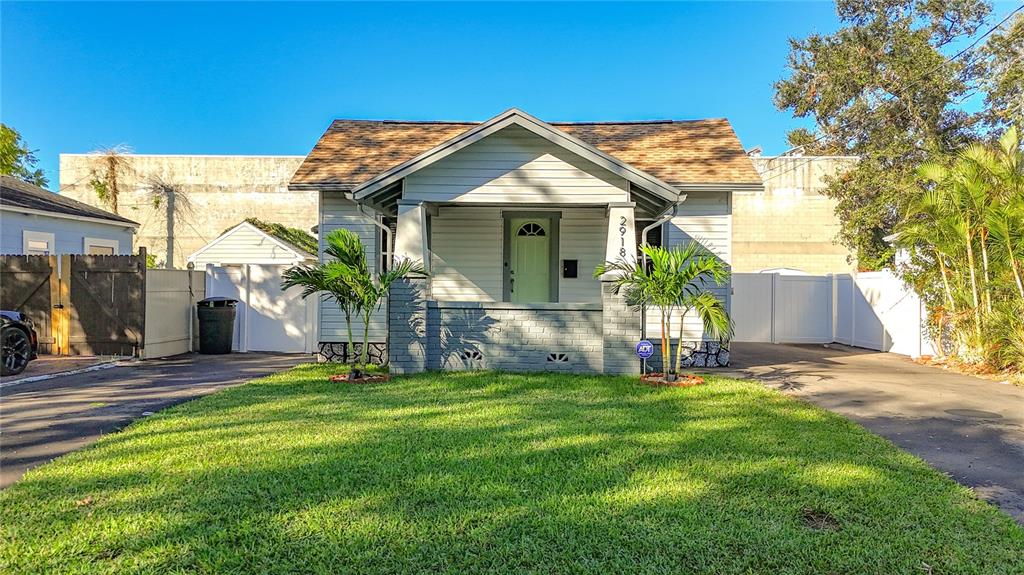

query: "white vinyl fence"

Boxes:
[142, 269, 205, 359]
[732, 271, 934, 357]
[205, 264, 317, 353]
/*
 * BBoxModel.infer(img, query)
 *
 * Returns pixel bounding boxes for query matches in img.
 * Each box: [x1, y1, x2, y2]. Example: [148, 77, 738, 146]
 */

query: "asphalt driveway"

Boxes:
[722, 343, 1024, 523]
[0, 353, 310, 487]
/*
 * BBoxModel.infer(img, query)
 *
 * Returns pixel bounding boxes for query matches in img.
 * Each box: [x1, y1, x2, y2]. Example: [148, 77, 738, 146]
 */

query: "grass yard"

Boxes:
[2, 367, 1022, 574]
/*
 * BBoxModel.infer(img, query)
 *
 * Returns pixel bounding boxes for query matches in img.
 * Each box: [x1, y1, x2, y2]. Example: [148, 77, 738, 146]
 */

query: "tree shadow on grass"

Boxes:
[3, 373, 1022, 574]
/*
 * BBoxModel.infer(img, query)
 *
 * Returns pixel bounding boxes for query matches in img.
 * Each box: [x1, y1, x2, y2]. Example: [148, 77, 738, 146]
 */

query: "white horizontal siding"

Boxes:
[404, 125, 629, 204]
[559, 208, 606, 303]
[0, 210, 133, 255]
[191, 226, 306, 266]
[430, 207, 503, 302]
[319, 192, 387, 342]
[648, 191, 732, 340]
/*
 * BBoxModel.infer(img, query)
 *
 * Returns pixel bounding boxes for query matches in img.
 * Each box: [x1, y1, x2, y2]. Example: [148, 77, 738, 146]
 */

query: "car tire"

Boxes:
[1, 326, 32, 376]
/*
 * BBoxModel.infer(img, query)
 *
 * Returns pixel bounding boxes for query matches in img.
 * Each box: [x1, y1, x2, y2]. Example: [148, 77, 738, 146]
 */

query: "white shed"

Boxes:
[188, 220, 318, 354]
[187, 220, 316, 267]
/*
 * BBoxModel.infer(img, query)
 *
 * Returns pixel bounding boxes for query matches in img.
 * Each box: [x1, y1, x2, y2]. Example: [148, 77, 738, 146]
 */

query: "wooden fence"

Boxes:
[1, 251, 147, 356]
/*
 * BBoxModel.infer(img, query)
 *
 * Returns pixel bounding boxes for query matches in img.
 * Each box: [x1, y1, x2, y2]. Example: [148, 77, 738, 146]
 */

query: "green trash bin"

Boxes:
[197, 297, 238, 354]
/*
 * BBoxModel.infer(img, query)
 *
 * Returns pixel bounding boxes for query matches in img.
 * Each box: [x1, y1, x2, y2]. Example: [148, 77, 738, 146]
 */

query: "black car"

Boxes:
[1, 310, 38, 376]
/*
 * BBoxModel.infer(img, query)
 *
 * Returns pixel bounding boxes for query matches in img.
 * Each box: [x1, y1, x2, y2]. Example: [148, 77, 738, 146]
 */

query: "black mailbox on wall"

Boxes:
[562, 259, 578, 278]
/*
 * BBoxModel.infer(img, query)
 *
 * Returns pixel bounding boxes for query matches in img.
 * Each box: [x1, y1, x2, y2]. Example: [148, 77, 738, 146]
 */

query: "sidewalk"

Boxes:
[0, 355, 126, 386]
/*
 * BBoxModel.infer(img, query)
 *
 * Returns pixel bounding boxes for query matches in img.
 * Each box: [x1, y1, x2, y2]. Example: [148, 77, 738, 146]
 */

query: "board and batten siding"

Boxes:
[190, 225, 310, 266]
[429, 206, 607, 303]
[647, 191, 733, 339]
[318, 192, 387, 342]
[403, 125, 630, 205]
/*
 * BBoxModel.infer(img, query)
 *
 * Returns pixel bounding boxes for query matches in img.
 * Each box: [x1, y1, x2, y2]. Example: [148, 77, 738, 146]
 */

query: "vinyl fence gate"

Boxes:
[731, 271, 932, 357]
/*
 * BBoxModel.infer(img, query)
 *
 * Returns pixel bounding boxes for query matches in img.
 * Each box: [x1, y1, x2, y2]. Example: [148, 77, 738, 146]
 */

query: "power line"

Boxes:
[760, 4, 1024, 185]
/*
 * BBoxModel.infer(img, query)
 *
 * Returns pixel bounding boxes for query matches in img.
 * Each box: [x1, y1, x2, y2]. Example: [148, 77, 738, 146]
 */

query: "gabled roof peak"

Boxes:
[351, 108, 682, 203]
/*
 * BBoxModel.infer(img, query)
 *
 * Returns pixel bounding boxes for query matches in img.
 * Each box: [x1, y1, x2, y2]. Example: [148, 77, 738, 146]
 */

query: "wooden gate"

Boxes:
[0, 255, 56, 354]
[0, 251, 147, 356]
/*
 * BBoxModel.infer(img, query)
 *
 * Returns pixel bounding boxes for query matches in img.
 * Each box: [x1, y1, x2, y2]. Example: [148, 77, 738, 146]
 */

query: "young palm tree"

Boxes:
[330, 257, 424, 366]
[281, 229, 366, 362]
[667, 243, 732, 374]
[597, 242, 732, 378]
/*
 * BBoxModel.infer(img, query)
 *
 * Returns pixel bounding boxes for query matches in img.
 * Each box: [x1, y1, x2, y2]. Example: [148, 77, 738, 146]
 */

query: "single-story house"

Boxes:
[188, 219, 319, 355]
[0, 175, 137, 255]
[289, 108, 763, 374]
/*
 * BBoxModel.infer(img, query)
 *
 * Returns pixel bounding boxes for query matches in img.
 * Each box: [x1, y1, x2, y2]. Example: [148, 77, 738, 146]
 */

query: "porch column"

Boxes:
[602, 202, 642, 375]
[394, 200, 430, 273]
[602, 203, 638, 277]
[389, 200, 433, 374]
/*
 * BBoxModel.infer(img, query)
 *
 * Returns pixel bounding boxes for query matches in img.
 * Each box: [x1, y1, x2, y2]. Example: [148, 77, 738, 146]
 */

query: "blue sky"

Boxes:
[1, 2, 1016, 188]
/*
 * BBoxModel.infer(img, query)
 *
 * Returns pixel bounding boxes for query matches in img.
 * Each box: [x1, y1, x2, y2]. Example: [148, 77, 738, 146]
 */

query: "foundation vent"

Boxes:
[546, 353, 569, 363]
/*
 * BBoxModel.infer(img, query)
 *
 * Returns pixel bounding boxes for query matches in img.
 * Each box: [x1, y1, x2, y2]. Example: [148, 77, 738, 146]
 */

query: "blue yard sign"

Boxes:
[635, 340, 654, 359]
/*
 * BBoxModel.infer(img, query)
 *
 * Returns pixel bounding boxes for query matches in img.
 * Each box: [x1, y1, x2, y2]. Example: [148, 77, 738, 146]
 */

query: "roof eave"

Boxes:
[0, 204, 140, 227]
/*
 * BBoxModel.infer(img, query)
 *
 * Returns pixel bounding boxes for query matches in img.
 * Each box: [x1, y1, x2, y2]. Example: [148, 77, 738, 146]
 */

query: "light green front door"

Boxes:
[509, 217, 551, 303]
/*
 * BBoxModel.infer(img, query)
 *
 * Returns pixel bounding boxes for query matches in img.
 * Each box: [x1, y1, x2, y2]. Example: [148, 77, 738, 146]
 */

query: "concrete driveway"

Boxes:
[722, 343, 1024, 523]
[0, 353, 311, 487]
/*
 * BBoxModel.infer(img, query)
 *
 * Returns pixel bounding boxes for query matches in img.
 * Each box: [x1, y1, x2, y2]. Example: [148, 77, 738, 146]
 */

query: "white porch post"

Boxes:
[601, 202, 641, 374]
[394, 200, 430, 273]
[603, 203, 637, 277]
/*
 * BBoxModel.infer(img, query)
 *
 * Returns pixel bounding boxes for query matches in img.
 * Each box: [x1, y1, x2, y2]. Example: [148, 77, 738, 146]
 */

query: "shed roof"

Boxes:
[0, 175, 138, 226]
[188, 221, 315, 264]
[290, 112, 761, 191]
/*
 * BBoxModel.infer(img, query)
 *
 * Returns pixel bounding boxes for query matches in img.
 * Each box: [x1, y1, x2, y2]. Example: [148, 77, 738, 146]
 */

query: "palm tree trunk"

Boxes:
[936, 250, 956, 311]
[660, 309, 670, 375]
[674, 308, 689, 375]
[344, 309, 355, 365]
[980, 232, 992, 313]
[965, 236, 982, 340]
[360, 312, 371, 365]
[1011, 258, 1024, 300]
[1006, 238, 1024, 299]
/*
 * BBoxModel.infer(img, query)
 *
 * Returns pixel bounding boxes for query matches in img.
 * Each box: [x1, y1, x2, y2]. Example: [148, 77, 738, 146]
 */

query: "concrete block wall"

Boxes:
[59, 155, 313, 269]
[733, 156, 858, 274]
[388, 277, 432, 374]
[430, 303, 603, 372]
[601, 281, 642, 375]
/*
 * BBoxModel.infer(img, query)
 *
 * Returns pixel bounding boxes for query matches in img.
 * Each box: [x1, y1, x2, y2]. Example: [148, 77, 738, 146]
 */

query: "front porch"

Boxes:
[302, 109, 742, 374]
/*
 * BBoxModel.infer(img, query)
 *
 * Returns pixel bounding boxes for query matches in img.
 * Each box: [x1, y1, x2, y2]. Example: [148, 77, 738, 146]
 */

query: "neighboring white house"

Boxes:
[290, 108, 764, 373]
[0, 175, 137, 255]
[188, 219, 318, 355]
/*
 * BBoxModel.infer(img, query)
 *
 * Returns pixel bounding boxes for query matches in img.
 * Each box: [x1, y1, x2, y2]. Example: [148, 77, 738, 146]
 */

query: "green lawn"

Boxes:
[2, 367, 1022, 574]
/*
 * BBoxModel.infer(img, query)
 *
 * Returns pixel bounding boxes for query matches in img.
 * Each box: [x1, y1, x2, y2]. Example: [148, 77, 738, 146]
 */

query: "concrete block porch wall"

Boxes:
[428, 302, 604, 372]
[311, 279, 735, 374]
[383, 278, 728, 375]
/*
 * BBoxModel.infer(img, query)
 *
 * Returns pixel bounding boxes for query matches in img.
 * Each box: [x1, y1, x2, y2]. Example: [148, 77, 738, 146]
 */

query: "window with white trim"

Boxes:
[23, 231, 55, 255]
[84, 237, 119, 255]
[379, 216, 396, 273]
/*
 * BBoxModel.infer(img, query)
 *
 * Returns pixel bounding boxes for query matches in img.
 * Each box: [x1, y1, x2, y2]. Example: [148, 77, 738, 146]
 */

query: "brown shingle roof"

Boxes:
[290, 117, 761, 190]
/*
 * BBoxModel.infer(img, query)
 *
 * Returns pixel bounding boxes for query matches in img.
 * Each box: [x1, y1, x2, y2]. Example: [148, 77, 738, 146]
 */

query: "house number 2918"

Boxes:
[619, 216, 628, 257]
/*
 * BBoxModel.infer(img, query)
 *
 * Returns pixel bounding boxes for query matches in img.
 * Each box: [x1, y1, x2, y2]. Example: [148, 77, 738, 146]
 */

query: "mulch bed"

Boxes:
[640, 373, 705, 387]
[328, 373, 390, 384]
